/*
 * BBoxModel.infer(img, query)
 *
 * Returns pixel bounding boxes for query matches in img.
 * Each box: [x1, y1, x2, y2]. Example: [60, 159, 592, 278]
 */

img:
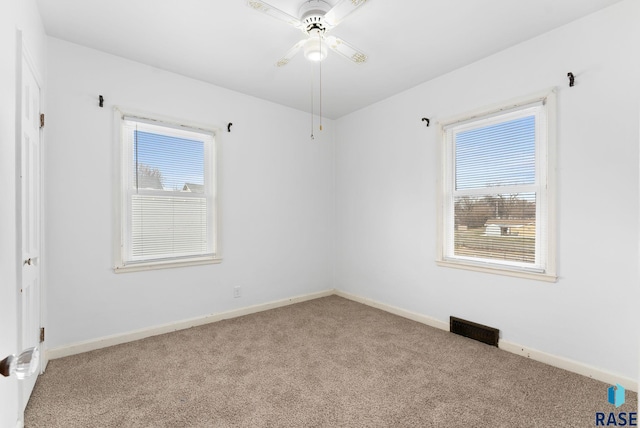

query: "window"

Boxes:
[115, 112, 220, 271]
[437, 91, 556, 281]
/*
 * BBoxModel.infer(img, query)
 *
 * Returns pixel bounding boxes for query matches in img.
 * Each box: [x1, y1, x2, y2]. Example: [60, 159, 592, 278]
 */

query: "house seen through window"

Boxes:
[439, 94, 555, 280]
[116, 114, 219, 270]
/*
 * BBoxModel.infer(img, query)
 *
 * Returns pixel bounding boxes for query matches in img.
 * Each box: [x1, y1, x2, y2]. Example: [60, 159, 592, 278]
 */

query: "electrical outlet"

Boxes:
[233, 286, 241, 298]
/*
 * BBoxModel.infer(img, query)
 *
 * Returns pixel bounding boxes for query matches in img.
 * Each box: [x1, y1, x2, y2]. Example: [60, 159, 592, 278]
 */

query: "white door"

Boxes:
[18, 54, 42, 412]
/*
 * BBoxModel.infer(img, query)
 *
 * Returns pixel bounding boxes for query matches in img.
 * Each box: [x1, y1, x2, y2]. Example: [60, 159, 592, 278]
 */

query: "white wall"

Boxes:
[0, 0, 46, 425]
[44, 38, 335, 349]
[335, 0, 639, 382]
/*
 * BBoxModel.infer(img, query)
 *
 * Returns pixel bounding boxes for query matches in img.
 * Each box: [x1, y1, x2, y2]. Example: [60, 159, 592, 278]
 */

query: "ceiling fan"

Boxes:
[247, 0, 369, 66]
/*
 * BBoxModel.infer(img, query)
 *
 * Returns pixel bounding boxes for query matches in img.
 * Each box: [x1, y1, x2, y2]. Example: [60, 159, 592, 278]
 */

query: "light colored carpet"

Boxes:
[25, 295, 637, 427]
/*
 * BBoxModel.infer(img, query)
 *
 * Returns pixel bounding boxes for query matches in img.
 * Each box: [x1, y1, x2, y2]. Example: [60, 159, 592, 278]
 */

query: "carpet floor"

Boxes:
[25, 295, 637, 427]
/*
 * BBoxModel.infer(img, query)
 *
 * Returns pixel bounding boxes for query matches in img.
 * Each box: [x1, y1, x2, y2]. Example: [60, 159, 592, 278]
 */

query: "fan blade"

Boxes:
[275, 39, 307, 67]
[325, 35, 367, 64]
[324, 0, 369, 27]
[247, 0, 303, 29]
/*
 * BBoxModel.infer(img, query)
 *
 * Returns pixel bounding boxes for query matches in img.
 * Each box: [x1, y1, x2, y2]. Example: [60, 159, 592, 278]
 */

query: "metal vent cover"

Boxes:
[450, 316, 499, 347]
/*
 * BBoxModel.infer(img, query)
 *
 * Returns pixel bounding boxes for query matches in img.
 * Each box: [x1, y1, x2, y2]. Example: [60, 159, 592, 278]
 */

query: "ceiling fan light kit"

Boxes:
[303, 32, 328, 61]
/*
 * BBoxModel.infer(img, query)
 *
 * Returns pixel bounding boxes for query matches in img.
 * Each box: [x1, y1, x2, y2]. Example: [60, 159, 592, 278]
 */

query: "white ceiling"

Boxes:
[36, 0, 623, 119]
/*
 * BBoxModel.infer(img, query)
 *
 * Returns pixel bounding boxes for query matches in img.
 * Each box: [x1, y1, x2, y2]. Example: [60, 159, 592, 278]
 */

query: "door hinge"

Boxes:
[40, 113, 45, 128]
[40, 327, 45, 343]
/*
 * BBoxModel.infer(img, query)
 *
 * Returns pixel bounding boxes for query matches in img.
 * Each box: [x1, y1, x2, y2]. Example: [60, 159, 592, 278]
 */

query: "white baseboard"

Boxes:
[499, 340, 638, 392]
[334, 290, 450, 331]
[46, 288, 638, 394]
[47, 289, 334, 360]
[335, 290, 638, 393]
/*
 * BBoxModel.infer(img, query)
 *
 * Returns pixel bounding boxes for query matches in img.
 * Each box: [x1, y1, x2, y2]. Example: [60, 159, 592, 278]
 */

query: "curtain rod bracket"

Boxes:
[567, 72, 575, 87]
[421, 117, 430, 127]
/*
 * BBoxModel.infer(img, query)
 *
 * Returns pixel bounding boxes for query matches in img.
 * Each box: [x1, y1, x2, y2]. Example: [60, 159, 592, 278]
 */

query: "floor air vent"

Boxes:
[450, 316, 499, 347]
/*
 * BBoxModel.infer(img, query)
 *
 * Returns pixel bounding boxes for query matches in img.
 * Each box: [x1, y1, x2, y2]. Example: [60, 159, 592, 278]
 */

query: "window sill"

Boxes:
[436, 259, 557, 283]
[114, 256, 222, 273]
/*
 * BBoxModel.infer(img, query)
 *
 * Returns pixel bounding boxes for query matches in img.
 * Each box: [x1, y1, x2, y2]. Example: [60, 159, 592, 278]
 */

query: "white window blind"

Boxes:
[441, 99, 553, 277]
[119, 115, 218, 268]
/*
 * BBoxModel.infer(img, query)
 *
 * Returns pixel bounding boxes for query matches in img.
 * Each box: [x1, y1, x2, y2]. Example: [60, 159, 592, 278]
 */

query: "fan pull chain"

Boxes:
[310, 58, 315, 140]
[318, 31, 323, 132]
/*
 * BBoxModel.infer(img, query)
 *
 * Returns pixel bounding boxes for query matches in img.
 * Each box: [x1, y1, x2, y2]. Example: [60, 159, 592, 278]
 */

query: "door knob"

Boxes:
[0, 347, 39, 378]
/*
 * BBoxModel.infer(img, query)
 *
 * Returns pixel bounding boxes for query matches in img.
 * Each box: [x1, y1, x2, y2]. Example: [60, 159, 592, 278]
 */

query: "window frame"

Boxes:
[436, 90, 557, 282]
[113, 108, 222, 273]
